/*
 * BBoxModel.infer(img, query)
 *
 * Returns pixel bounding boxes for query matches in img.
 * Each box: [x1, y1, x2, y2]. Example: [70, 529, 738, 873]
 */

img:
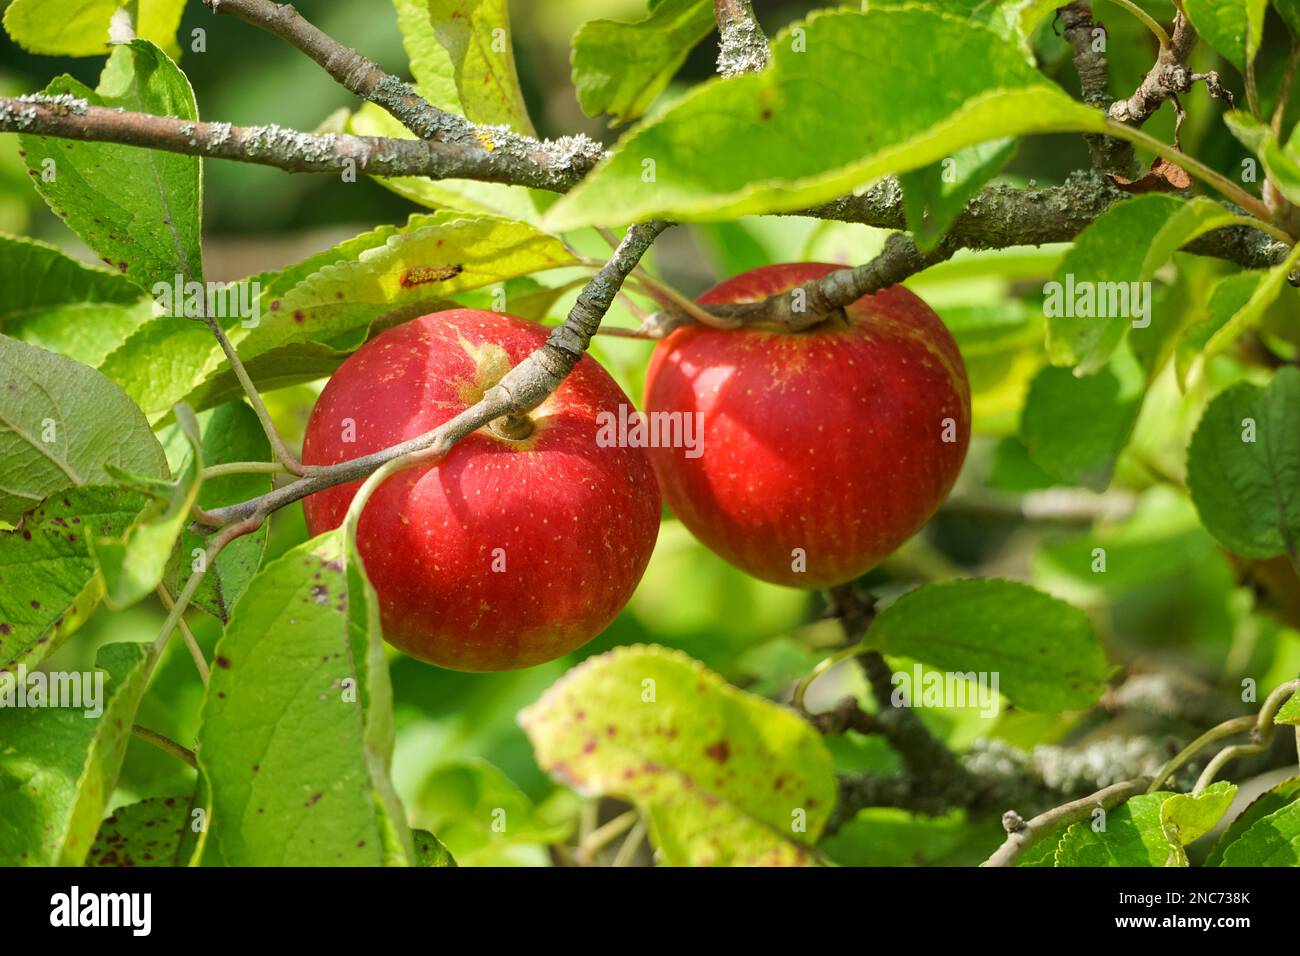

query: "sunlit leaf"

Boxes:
[544, 8, 1107, 230]
[520, 644, 836, 866]
[18, 41, 201, 293]
[0, 642, 157, 865]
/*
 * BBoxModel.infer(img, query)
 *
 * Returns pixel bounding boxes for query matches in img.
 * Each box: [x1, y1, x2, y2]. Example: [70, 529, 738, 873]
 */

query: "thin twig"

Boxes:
[1109, 0, 1169, 47]
[702, 233, 959, 331]
[196, 311, 304, 474]
[797, 172, 1292, 274]
[1107, 6, 1235, 132]
[200, 461, 289, 479]
[1147, 679, 1300, 793]
[981, 776, 1152, 866]
[197, 222, 669, 528]
[576, 809, 639, 866]
[1145, 715, 1255, 793]
[203, 0, 603, 187]
[131, 724, 199, 770]
[611, 816, 648, 867]
[155, 585, 211, 687]
[156, 515, 264, 651]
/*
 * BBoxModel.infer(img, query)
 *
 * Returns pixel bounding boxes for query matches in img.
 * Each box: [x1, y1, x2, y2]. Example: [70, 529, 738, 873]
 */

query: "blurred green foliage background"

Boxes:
[4, 0, 1300, 865]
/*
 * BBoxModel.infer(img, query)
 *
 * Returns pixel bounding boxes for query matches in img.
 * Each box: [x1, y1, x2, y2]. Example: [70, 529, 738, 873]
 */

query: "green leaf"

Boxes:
[3, 0, 184, 57]
[1217, 792, 1300, 865]
[0, 641, 157, 865]
[820, 808, 995, 866]
[1175, 271, 1263, 387]
[1055, 792, 1185, 867]
[197, 532, 412, 866]
[864, 579, 1108, 713]
[411, 828, 457, 867]
[571, 0, 716, 125]
[172, 339, 374, 417]
[86, 795, 193, 866]
[1278, 0, 1300, 37]
[519, 644, 836, 866]
[1017, 828, 1067, 866]
[1276, 690, 1300, 726]
[1182, 0, 1266, 72]
[1187, 366, 1300, 560]
[1225, 112, 1300, 208]
[1207, 777, 1300, 865]
[0, 486, 147, 671]
[0, 223, 153, 374]
[97, 213, 566, 421]
[95, 318, 228, 425]
[19, 41, 202, 294]
[1160, 782, 1238, 848]
[0, 334, 168, 524]
[1046, 196, 1246, 374]
[6, 300, 156, 370]
[412, 758, 571, 866]
[544, 8, 1108, 230]
[237, 214, 575, 357]
[88, 404, 202, 610]
[1033, 488, 1235, 620]
[900, 138, 1016, 252]
[161, 402, 272, 622]
[1018, 345, 1146, 490]
[412, 0, 535, 134]
[0, 232, 141, 324]
[393, 0, 461, 114]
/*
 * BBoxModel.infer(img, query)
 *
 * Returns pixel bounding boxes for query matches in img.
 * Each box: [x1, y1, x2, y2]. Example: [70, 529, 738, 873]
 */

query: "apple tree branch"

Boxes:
[202, 0, 605, 186]
[714, 0, 771, 77]
[195, 221, 670, 529]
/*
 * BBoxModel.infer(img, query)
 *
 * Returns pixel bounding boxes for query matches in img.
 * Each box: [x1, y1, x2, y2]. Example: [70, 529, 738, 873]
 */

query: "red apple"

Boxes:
[643, 263, 969, 588]
[301, 309, 661, 671]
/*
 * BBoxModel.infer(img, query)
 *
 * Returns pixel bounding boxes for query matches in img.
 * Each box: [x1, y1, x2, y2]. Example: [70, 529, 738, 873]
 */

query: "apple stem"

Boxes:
[488, 413, 536, 441]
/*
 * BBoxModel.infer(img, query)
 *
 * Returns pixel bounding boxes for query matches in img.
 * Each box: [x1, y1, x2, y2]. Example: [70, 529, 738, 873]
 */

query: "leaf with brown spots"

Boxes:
[17, 41, 203, 295]
[411, 828, 457, 867]
[520, 645, 836, 866]
[0, 486, 149, 673]
[0, 335, 168, 524]
[197, 531, 413, 866]
[236, 214, 574, 358]
[87, 794, 197, 867]
[0, 641, 157, 865]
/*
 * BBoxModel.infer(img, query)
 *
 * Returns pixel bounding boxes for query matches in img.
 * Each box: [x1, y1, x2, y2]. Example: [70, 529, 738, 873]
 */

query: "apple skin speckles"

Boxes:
[644, 263, 970, 588]
[302, 309, 661, 672]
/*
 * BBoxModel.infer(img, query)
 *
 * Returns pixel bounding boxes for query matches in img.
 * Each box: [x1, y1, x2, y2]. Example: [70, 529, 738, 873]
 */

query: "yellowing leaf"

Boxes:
[520, 645, 836, 866]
